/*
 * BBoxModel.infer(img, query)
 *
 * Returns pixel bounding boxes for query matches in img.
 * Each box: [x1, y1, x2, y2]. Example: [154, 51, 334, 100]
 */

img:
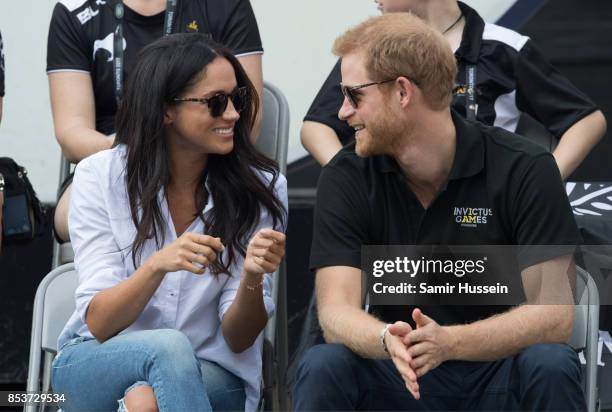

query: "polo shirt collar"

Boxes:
[448, 110, 484, 180]
[377, 110, 484, 182]
[455, 1, 484, 64]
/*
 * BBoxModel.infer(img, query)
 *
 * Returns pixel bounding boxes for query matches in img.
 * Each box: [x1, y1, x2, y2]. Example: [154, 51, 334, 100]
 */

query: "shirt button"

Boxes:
[170, 292, 175, 297]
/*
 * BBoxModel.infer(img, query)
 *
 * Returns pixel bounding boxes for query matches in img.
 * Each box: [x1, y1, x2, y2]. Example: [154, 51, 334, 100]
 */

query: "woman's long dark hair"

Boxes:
[114, 33, 286, 275]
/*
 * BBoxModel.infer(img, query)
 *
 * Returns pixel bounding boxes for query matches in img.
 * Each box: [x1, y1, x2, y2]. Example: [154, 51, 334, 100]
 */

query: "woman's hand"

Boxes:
[148, 232, 224, 275]
[243, 228, 286, 276]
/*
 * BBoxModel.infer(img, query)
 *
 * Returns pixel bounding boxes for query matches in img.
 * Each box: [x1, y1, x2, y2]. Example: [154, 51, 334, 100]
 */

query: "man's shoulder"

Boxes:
[327, 142, 359, 168]
[318, 143, 390, 199]
[324, 142, 382, 180]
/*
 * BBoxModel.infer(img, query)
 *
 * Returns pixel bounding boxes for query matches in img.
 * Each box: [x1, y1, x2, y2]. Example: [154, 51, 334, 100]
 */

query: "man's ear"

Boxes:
[396, 77, 414, 108]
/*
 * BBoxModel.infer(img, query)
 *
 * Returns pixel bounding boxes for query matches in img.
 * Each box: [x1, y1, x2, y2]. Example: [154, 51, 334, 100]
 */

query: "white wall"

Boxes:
[0, 0, 514, 203]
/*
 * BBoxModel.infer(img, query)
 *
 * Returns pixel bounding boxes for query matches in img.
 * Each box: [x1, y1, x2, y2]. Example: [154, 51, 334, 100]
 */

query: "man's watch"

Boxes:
[380, 323, 391, 353]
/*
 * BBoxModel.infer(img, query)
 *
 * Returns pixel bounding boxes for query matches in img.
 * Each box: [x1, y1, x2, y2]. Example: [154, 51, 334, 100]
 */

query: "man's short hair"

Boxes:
[333, 13, 457, 110]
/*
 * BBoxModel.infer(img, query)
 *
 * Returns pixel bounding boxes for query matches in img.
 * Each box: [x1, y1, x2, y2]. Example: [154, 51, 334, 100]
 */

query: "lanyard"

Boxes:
[113, 0, 177, 103]
[465, 65, 477, 121]
[163, 0, 177, 37]
[113, 1, 124, 104]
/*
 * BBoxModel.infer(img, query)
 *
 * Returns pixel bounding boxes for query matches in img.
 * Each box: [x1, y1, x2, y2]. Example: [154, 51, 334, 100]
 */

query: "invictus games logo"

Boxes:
[453, 207, 493, 227]
[187, 20, 200, 32]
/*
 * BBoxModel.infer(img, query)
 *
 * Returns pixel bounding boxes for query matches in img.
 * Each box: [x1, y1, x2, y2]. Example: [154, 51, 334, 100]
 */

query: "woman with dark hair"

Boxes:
[51, 32, 287, 412]
[48, 0, 265, 244]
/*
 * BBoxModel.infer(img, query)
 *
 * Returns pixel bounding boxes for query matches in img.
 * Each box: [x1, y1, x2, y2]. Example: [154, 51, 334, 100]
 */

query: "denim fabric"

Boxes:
[292, 343, 586, 411]
[52, 329, 245, 411]
[117, 381, 149, 412]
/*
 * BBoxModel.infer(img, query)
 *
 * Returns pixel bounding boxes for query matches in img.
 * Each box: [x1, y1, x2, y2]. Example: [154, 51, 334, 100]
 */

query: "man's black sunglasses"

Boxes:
[340, 77, 419, 108]
[173, 86, 249, 118]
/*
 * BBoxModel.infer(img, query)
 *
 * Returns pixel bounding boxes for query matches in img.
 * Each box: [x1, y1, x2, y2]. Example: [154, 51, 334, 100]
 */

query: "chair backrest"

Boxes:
[41, 266, 78, 352]
[255, 82, 290, 174]
[254, 82, 290, 410]
[26, 263, 77, 410]
[569, 266, 600, 412]
[569, 266, 598, 350]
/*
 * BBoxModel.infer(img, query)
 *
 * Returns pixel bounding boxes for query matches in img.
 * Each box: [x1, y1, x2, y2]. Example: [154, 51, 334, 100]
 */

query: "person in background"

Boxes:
[47, 0, 265, 243]
[301, 0, 606, 179]
[293, 13, 584, 411]
[51, 33, 287, 411]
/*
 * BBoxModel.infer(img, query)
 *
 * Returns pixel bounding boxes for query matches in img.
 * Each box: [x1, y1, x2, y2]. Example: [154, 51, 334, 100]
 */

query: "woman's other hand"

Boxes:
[148, 232, 224, 275]
[243, 229, 286, 276]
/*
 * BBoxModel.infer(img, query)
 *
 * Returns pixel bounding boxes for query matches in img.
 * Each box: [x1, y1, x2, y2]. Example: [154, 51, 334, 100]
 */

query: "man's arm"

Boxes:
[237, 54, 263, 141]
[404, 254, 575, 377]
[317, 265, 383, 357]
[451, 254, 576, 360]
[301, 121, 343, 166]
[317, 265, 420, 397]
[553, 110, 607, 179]
[48, 72, 114, 163]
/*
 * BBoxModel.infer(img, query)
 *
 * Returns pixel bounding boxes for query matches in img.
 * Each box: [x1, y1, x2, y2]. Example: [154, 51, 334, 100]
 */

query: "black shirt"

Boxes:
[304, 1, 597, 145]
[47, 0, 262, 135]
[310, 112, 579, 326]
[0, 30, 5, 97]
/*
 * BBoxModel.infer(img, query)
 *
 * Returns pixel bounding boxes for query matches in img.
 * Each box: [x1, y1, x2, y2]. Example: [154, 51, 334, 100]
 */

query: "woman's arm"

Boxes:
[70, 157, 224, 342]
[48, 72, 114, 163]
[85, 259, 164, 342]
[86, 232, 224, 342]
[221, 229, 286, 353]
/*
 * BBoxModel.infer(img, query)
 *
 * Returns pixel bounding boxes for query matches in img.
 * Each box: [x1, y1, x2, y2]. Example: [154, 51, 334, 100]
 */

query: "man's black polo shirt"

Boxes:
[309, 112, 579, 326]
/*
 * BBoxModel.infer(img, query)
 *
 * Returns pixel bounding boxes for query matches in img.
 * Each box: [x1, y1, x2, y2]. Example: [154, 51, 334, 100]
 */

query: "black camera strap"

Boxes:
[113, 0, 177, 103]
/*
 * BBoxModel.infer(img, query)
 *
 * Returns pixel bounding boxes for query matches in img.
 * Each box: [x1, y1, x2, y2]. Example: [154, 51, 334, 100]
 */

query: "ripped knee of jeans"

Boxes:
[117, 381, 151, 412]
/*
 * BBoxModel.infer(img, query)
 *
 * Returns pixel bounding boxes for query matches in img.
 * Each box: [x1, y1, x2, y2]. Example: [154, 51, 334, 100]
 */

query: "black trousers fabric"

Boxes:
[292, 343, 586, 411]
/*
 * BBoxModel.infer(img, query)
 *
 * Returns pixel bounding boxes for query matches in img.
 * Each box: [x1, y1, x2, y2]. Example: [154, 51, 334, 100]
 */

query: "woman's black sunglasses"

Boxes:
[173, 86, 250, 118]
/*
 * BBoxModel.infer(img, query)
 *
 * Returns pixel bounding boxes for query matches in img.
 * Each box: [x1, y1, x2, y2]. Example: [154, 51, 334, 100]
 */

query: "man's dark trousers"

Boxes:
[292, 343, 586, 411]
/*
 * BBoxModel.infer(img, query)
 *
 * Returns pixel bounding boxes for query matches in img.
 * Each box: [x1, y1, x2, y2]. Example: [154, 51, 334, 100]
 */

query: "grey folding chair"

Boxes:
[255, 81, 289, 175]
[51, 155, 74, 268]
[255, 81, 290, 411]
[568, 266, 600, 412]
[25, 263, 77, 412]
